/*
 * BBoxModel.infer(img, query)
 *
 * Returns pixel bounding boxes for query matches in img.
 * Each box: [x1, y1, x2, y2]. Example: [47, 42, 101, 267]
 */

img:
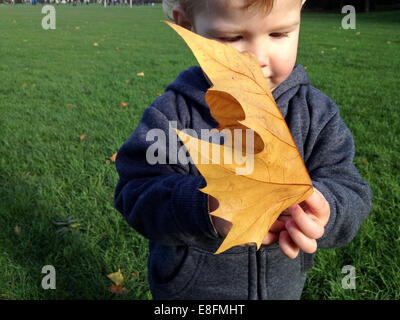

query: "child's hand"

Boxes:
[278, 187, 330, 259]
[211, 214, 284, 246]
[209, 187, 330, 253]
[209, 195, 284, 246]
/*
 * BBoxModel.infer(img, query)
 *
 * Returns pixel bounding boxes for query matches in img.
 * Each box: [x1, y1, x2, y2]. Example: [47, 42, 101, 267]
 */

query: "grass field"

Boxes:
[0, 4, 399, 300]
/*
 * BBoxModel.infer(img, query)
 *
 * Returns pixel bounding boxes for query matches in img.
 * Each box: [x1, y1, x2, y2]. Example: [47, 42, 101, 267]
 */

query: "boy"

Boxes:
[114, 0, 372, 299]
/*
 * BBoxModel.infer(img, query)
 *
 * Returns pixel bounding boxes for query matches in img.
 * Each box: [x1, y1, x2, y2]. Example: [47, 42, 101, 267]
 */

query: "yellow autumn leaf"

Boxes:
[165, 21, 313, 254]
[109, 152, 117, 163]
[107, 269, 124, 286]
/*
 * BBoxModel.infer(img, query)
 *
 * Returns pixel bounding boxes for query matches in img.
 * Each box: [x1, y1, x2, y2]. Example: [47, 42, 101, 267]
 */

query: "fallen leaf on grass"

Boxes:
[107, 269, 124, 285]
[120, 102, 128, 107]
[93, 42, 99, 47]
[165, 21, 313, 254]
[107, 269, 129, 295]
[14, 226, 21, 235]
[136, 72, 144, 77]
[108, 284, 128, 295]
[110, 153, 117, 163]
[52, 216, 83, 235]
[80, 134, 86, 141]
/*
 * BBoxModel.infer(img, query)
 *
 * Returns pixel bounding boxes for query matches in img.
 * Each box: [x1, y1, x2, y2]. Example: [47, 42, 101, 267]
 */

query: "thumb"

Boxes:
[301, 188, 330, 223]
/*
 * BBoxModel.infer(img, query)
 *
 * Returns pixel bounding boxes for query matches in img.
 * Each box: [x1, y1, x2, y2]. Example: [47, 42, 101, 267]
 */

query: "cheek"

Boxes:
[228, 42, 245, 53]
[271, 46, 297, 78]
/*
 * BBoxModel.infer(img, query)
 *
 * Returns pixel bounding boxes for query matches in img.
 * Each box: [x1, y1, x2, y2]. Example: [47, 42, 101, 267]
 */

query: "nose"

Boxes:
[247, 38, 269, 68]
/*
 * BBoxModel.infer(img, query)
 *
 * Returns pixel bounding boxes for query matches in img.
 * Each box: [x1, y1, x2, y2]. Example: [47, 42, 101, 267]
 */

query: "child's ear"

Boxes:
[172, 5, 192, 30]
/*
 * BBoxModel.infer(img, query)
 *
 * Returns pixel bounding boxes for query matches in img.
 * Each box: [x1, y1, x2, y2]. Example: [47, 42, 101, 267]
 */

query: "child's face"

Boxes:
[176, 0, 304, 91]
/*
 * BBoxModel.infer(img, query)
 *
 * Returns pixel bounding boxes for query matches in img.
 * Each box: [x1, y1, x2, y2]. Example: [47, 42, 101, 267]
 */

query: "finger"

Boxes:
[279, 230, 299, 259]
[301, 188, 330, 223]
[262, 232, 279, 246]
[277, 215, 293, 223]
[285, 220, 318, 254]
[290, 204, 325, 239]
[269, 219, 286, 233]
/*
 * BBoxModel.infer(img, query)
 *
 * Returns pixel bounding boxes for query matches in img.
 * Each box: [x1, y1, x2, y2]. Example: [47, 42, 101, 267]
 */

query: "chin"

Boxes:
[266, 79, 278, 92]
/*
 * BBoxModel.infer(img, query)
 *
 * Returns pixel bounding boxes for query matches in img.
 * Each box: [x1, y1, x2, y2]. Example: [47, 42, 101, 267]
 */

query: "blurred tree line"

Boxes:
[152, 0, 400, 12]
[304, 0, 400, 12]
[2, 0, 400, 11]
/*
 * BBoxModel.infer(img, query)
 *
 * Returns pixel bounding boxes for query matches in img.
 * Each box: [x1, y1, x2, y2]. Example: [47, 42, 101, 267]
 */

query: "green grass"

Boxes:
[0, 5, 399, 299]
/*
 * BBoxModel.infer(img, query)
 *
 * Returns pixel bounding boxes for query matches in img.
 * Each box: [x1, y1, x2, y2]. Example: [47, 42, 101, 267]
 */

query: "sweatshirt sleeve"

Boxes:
[305, 98, 373, 249]
[114, 96, 219, 247]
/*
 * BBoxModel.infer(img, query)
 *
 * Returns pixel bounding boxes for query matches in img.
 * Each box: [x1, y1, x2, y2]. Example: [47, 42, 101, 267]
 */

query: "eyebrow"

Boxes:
[269, 21, 300, 31]
[205, 21, 300, 35]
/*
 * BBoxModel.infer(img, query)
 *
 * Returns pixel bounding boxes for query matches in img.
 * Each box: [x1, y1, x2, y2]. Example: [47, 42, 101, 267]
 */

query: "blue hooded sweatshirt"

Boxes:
[114, 65, 372, 300]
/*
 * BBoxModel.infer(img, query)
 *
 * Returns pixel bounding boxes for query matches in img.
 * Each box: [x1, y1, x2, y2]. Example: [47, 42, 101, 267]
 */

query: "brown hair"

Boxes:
[178, 0, 275, 23]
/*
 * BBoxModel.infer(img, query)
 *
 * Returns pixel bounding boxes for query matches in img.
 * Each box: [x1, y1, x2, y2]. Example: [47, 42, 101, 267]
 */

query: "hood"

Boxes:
[272, 64, 311, 101]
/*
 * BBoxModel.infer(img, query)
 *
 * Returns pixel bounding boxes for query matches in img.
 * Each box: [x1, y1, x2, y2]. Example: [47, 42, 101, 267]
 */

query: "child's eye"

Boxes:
[218, 36, 243, 43]
[270, 33, 288, 38]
